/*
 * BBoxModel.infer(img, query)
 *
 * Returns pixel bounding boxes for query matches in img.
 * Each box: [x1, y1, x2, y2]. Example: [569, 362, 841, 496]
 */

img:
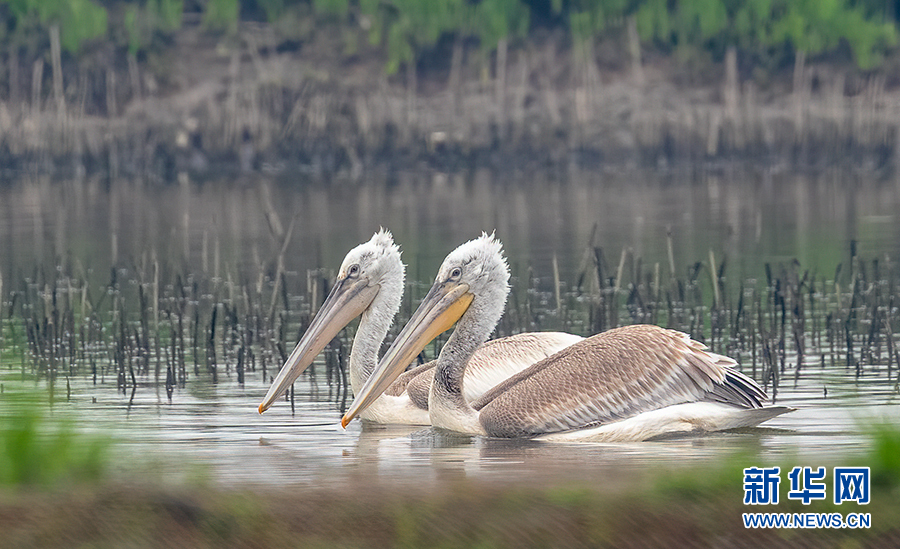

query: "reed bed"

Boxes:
[3, 232, 898, 411]
[2, 24, 900, 178]
[1, 251, 343, 409]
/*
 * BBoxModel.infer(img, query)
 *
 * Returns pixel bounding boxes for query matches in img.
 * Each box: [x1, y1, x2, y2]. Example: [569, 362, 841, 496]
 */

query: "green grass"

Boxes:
[0, 391, 112, 487]
[869, 421, 900, 490]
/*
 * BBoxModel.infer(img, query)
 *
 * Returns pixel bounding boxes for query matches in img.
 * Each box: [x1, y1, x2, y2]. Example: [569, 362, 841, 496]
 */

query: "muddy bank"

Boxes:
[1, 24, 898, 179]
[3, 470, 898, 549]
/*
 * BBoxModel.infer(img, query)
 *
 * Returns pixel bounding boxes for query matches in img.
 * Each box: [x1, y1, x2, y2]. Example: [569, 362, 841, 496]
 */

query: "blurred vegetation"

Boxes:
[0, 391, 112, 487]
[0, 419, 897, 547]
[870, 421, 900, 488]
[0, 0, 107, 55]
[634, 0, 897, 70]
[123, 0, 184, 55]
[0, 0, 897, 81]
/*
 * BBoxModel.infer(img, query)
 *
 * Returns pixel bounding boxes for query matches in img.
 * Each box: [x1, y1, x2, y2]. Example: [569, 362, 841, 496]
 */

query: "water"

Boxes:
[2, 167, 900, 489]
[5, 168, 900, 294]
[48, 367, 897, 489]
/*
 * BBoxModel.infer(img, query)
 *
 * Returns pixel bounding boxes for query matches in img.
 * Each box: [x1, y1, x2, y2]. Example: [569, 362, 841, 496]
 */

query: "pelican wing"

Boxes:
[384, 361, 435, 397]
[462, 332, 584, 403]
[396, 332, 584, 410]
[708, 367, 767, 408]
[475, 325, 760, 438]
[402, 362, 435, 409]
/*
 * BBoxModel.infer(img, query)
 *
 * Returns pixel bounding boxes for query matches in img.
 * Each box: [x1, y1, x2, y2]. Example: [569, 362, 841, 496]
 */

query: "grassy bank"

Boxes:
[3, 9, 900, 178]
[1, 412, 898, 548]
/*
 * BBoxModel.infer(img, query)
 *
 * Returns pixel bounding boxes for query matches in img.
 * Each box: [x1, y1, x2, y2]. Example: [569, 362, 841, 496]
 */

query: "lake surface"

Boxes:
[5, 167, 900, 292]
[2, 166, 900, 488]
[54, 367, 896, 490]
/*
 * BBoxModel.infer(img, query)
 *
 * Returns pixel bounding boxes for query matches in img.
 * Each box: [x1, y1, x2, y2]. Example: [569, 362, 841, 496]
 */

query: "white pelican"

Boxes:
[257, 229, 582, 425]
[342, 233, 792, 441]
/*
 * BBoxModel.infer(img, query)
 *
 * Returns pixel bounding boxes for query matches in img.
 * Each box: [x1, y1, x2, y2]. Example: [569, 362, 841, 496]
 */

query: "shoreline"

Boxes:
[2, 25, 899, 179]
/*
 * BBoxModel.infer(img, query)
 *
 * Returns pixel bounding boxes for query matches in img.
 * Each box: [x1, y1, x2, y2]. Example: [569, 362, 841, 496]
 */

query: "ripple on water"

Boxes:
[37, 365, 896, 490]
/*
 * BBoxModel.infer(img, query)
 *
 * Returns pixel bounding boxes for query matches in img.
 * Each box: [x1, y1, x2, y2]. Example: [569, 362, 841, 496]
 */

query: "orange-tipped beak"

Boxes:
[341, 281, 473, 426]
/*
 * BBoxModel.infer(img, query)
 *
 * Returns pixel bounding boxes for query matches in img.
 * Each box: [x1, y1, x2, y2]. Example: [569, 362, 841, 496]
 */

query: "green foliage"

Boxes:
[675, 0, 728, 42]
[473, 0, 530, 52]
[203, 0, 239, 34]
[257, 0, 285, 21]
[157, 0, 183, 30]
[353, 0, 467, 74]
[0, 392, 111, 487]
[124, 7, 141, 53]
[565, 0, 628, 41]
[3, 0, 108, 54]
[346, 0, 531, 73]
[635, 0, 897, 70]
[637, 0, 734, 48]
[57, 0, 108, 54]
[868, 421, 900, 489]
[732, 0, 775, 50]
[845, 16, 897, 70]
[635, 0, 669, 42]
[767, 0, 897, 68]
[124, 0, 184, 55]
[1, 0, 898, 76]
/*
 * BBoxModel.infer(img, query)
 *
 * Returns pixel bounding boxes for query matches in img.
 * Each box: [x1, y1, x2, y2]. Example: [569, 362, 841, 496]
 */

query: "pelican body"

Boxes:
[343, 233, 792, 441]
[257, 230, 581, 425]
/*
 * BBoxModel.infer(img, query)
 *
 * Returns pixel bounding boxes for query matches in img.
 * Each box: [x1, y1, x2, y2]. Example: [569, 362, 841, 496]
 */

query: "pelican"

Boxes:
[342, 233, 792, 441]
[257, 229, 582, 424]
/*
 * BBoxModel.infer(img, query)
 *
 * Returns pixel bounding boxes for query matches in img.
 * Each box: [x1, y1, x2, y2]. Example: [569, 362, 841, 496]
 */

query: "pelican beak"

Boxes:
[341, 281, 473, 427]
[258, 276, 379, 414]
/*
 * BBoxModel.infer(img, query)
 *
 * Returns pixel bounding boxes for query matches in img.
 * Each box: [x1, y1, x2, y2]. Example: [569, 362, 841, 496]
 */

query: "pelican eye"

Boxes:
[348, 264, 360, 277]
[449, 267, 462, 280]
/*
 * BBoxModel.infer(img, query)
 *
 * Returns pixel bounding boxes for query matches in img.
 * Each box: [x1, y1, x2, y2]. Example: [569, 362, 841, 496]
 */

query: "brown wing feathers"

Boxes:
[384, 361, 434, 397]
[477, 325, 766, 438]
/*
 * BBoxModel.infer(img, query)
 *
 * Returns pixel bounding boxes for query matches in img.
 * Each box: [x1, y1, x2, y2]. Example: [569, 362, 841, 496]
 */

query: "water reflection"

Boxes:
[3, 169, 900, 297]
[24, 365, 888, 490]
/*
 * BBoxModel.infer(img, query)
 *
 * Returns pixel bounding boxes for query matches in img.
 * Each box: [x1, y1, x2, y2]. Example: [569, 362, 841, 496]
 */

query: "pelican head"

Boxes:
[342, 232, 509, 426]
[258, 229, 404, 413]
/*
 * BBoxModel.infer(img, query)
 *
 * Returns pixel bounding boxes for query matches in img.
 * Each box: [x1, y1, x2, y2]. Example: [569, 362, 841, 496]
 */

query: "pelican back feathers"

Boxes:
[394, 332, 585, 411]
[474, 325, 767, 438]
[462, 332, 584, 403]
